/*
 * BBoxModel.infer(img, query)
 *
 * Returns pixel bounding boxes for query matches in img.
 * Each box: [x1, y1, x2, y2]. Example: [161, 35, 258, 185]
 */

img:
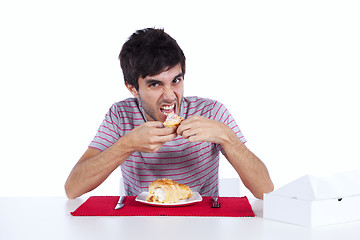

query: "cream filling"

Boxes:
[154, 188, 165, 202]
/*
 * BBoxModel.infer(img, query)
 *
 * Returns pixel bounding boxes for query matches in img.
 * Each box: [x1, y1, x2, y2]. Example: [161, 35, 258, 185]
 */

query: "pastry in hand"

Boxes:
[146, 178, 193, 203]
[163, 112, 183, 128]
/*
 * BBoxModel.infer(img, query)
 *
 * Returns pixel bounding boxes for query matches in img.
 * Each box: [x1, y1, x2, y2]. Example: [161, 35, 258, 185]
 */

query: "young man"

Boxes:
[65, 28, 273, 199]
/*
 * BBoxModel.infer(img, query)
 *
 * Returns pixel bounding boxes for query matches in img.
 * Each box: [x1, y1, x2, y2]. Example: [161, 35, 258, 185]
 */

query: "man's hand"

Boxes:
[65, 121, 177, 199]
[176, 115, 231, 144]
[177, 115, 274, 199]
[124, 121, 178, 153]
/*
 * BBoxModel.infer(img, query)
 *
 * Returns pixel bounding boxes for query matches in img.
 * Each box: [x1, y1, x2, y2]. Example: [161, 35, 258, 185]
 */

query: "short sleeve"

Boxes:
[88, 104, 120, 152]
[211, 101, 246, 155]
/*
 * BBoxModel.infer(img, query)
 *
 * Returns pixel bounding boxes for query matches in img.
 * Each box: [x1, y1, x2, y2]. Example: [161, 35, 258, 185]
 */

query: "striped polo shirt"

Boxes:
[89, 96, 246, 196]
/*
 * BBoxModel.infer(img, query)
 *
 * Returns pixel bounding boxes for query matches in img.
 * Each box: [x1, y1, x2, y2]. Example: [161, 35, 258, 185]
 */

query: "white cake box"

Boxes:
[263, 171, 360, 227]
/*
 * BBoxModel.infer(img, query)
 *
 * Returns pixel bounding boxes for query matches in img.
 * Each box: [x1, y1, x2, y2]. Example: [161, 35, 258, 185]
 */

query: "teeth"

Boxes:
[161, 104, 175, 110]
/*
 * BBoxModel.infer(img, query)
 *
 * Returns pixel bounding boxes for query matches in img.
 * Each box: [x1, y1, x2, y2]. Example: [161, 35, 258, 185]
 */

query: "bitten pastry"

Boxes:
[146, 178, 193, 203]
[163, 112, 183, 128]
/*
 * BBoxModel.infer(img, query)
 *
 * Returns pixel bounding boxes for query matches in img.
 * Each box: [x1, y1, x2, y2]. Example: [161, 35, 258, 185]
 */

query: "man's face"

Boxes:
[126, 63, 184, 122]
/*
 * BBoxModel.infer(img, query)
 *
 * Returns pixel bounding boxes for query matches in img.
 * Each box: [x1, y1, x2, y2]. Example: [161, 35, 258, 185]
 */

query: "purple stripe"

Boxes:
[109, 108, 118, 119]
[123, 157, 218, 189]
[94, 136, 115, 145]
[188, 100, 206, 110]
[99, 124, 119, 136]
[174, 156, 219, 182]
[97, 130, 118, 140]
[122, 150, 218, 171]
[104, 118, 133, 132]
[162, 139, 192, 148]
[200, 108, 212, 117]
[223, 114, 230, 123]
[213, 103, 223, 120]
[90, 140, 109, 149]
[122, 153, 218, 178]
[123, 181, 142, 195]
[88, 146, 104, 152]
[115, 104, 139, 108]
[128, 145, 212, 163]
[188, 102, 213, 117]
[218, 108, 227, 122]
[119, 116, 144, 121]
[231, 125, 239, 130]
[201, 174, 219, 196]
[156, 142, 203, 153]
[184, 165, 219, 188]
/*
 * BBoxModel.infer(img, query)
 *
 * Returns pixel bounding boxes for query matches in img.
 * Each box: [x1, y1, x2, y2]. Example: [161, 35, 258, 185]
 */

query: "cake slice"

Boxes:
[163, 112, 183, 128]
[146, 178, 193, 203]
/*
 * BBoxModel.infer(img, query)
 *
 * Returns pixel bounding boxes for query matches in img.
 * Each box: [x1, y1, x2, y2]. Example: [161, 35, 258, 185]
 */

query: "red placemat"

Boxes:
[71, 196, 254, 217]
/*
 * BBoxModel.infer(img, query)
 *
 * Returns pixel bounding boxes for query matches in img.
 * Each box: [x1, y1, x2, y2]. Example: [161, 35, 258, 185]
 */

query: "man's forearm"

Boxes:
[65, 122, 178, 199]
[221, 129, 274, 199]
[65, 135, 133, 199]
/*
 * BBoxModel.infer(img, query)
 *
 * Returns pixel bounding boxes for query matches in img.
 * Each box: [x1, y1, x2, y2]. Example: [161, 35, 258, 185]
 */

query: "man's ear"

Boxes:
[126, 83, 139, 98]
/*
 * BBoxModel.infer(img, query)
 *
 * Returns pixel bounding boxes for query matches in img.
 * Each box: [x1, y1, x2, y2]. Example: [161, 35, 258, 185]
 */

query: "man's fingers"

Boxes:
[157, 126, 177, 136]
[157, 132, 178, 143]
[146, 121, 165, 128]
[145, 121, 177, 136]
[146, 134, 177, 153]
[176, 115, 203, 135]
[145, 122, 177, 143]
[177, 122, 191, 136]
[180, 129, 193, 139]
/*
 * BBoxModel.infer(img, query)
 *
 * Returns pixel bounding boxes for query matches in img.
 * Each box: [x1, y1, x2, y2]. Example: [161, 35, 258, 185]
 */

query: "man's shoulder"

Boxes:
[183, 96, 222, 109]
[184, 96, 218, 105]
[183, 96, 225, 118]
[108, 98, 143, 123]
[113, 98, 139, 108]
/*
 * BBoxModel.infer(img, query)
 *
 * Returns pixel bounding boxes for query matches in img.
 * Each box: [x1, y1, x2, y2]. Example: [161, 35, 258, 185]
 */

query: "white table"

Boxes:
[1, 197, 360, 240]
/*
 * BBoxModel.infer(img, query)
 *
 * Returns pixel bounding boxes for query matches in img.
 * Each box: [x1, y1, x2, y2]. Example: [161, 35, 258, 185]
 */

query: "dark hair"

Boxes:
[119, 28, 186, 90]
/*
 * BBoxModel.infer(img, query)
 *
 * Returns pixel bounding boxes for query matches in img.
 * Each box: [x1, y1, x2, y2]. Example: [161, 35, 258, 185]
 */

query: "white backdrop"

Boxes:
[1, 0, 359, 197]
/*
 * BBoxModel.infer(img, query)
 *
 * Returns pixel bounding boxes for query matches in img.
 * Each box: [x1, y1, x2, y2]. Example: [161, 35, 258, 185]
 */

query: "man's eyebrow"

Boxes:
[174, 73, 184, 79]
[145, 73, 184, 85]
[145, 79, 162, 85]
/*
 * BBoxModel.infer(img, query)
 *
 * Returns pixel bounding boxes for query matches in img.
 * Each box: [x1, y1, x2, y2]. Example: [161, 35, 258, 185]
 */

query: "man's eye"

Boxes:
[173, 78, 182, 84]
[149, 83, 159, 87]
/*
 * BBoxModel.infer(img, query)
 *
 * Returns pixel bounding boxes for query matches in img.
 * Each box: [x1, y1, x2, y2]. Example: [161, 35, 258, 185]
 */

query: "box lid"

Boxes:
[270, 171, 360, 200]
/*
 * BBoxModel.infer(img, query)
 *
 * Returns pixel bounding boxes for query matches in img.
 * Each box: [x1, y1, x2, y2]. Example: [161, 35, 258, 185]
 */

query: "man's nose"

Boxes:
[162, 85, 176, 100]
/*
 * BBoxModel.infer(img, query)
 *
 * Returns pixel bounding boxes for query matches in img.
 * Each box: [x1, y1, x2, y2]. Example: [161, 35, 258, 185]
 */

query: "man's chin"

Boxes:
[143, 111, 165, 122]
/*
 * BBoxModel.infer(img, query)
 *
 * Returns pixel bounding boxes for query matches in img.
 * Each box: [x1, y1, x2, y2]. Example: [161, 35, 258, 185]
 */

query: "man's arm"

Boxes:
[65, 122, 177, 199]
[177, 116, 274, 199]
[220, 131, 274, 199]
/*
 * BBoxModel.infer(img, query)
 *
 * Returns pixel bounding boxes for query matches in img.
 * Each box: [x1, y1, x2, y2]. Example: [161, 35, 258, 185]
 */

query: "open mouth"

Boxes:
[160, 103, 176, 117]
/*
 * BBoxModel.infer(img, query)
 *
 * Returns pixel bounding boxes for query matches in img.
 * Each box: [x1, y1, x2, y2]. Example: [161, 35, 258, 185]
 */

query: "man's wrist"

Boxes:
[220, 123, 247, 153]
[114, 133, 136, 156]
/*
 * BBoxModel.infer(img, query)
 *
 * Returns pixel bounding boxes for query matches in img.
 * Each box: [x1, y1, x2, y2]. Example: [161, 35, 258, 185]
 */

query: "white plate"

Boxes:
[135, 192, 202, 207]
